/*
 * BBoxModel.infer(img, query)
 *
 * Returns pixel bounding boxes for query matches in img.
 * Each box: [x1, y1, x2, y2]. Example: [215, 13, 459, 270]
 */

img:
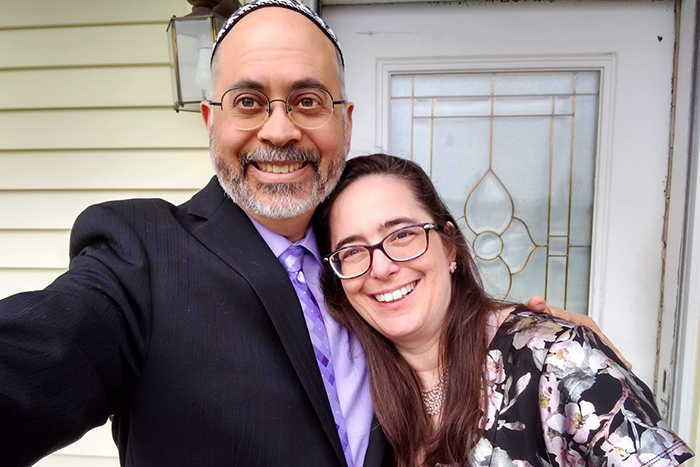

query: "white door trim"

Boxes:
[375, 54, 618, 324]
[666, 0, 700, 437]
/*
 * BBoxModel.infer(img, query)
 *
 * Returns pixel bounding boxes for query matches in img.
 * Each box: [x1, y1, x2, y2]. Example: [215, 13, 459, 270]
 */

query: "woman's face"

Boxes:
[328, 175, 456, 348]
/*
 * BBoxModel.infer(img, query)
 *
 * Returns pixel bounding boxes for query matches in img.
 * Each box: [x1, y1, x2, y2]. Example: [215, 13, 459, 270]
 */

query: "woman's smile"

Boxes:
[373, 280, 417, 303]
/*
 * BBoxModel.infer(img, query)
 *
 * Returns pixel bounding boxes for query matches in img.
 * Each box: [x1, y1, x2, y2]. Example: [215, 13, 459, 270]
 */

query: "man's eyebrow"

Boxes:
[333, 216, 420, 250]
[224, 78, 331, 94]
[227, 79, 265, 91]
[290, 77, 330, 91]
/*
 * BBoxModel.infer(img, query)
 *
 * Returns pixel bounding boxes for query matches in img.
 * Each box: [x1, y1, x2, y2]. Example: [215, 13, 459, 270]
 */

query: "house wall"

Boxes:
[0, 0, 213, 464]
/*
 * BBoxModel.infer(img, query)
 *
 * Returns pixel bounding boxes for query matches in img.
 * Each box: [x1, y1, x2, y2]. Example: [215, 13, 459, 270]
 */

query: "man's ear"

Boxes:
[201, 100, 213, 131]
[344, 101, 354, 155]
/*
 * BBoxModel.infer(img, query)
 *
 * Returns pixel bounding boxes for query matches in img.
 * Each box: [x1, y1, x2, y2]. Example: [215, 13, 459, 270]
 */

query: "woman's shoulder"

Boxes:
[495, 308, 581, 352]
[492, 307, 634, 386]
[494, 308, 630, 379]
[489, 308, 695, 467]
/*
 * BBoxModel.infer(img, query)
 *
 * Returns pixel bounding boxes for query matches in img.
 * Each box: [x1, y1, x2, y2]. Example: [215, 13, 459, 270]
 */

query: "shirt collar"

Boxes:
[246, 214, 322, 264]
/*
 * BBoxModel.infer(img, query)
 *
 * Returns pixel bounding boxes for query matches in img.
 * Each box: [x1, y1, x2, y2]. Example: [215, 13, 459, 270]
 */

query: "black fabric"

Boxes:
[0, 177, 388, 467]
[471, 310, 693, 467]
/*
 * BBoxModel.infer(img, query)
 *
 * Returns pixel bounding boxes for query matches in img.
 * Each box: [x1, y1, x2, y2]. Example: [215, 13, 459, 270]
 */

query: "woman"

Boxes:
[316, 154, 692, 467]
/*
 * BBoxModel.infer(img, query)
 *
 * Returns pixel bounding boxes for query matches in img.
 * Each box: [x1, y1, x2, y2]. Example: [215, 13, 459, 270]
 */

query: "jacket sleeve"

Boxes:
[0, 202, 154, 467]
[540, 324, 694, 467]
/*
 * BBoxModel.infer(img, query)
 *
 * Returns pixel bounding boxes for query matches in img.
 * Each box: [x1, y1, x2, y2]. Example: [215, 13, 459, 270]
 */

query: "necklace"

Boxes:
[420, 368, 449, 416]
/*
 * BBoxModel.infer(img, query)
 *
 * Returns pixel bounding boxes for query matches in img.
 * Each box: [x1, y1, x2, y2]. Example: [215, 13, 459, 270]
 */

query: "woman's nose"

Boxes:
[368, 249, 399, 280]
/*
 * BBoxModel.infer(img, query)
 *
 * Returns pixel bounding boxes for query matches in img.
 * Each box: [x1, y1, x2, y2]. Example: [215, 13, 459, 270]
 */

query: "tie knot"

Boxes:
[280, 245, 306, 274]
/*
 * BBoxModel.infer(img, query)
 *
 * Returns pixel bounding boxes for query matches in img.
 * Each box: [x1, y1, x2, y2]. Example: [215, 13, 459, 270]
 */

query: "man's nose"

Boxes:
[256, 101, 303, 147]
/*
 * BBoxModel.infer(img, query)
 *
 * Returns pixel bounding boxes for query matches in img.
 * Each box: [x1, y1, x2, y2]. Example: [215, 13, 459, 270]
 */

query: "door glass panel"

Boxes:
[389, 71, 600, 313]
[414, 74, 492, 96]
[494, 72, 574, 95]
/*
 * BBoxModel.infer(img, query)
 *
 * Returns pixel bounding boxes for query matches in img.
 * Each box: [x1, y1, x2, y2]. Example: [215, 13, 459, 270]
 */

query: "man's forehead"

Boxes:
[211, 7, 342, 95]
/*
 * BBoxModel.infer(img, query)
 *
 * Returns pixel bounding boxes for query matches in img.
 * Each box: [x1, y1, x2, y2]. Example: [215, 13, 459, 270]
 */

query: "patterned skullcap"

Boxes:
[211, 0, 344, 67]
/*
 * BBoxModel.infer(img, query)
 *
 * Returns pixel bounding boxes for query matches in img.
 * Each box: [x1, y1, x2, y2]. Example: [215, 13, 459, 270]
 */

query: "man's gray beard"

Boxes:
[210, 142, 344, 220]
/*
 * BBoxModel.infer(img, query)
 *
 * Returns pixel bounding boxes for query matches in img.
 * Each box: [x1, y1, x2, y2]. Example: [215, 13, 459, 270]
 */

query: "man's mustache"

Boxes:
[240, 146, 321, 169]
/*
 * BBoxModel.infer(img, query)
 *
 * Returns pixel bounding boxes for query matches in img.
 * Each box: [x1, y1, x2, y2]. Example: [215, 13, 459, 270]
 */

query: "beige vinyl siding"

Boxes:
[0, 0, 212, 464]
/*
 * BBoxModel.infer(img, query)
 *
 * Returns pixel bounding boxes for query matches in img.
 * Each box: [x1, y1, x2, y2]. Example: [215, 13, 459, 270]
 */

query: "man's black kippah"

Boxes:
[211, 0, 344, 67]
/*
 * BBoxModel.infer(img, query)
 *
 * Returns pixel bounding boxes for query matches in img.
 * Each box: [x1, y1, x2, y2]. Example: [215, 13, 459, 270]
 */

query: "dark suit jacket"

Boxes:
[0, 177, 389, 467]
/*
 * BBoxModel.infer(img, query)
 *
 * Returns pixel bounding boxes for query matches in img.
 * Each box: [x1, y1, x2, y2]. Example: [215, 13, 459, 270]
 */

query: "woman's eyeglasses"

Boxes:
[324, 223, 439, 280]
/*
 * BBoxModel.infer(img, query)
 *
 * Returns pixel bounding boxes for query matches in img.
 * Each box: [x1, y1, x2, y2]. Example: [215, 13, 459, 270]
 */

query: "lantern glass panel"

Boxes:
[167, 16, 222, 112]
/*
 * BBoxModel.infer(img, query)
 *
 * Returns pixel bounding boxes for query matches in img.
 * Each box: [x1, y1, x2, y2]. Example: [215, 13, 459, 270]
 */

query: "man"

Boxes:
[0, 1, 622, 466]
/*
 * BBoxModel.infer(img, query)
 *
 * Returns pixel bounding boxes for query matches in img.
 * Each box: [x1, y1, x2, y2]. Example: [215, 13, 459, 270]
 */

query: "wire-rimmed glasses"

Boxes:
[208, 87, 346, 130]
[324, 223, 440, 280]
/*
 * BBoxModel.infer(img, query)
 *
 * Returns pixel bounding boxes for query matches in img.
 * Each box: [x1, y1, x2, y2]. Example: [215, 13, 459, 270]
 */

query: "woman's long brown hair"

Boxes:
[315, 154, 503, 467]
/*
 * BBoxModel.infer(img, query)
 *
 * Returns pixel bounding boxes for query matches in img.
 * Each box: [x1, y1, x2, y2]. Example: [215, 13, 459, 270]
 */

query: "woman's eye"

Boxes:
[340, 248, 364, 261]
[394, 229, 416, 241]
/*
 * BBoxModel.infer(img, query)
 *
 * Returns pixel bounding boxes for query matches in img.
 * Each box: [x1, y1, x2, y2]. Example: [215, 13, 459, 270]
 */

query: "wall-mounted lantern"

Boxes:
[167, 1, 238, 112]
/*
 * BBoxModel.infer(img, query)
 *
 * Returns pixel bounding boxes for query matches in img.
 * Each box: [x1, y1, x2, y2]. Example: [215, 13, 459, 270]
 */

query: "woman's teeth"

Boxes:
[374, 282, 416, 303]
[256, 162, 304, 174]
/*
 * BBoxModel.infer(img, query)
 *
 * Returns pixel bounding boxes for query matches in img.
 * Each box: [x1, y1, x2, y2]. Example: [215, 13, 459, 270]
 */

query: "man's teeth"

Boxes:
[374, 282, 416, 303]
[257, 162, 304, 174]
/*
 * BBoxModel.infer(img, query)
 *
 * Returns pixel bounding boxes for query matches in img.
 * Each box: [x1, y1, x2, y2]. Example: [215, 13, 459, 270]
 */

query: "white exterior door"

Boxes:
[325, 0, 676, 393]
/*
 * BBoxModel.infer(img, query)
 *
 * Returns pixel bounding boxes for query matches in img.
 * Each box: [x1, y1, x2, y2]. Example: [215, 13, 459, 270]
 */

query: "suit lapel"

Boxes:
[363, 416, 389, 467]
[186, 178, 347, 466]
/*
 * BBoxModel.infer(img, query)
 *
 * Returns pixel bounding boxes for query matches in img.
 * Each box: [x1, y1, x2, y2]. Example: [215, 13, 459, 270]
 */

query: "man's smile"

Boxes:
[254, 161, 307, 174]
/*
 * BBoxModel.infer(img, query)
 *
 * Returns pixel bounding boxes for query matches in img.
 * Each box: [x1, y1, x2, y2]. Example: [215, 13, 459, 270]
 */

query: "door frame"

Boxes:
[662, 0, 700, 440]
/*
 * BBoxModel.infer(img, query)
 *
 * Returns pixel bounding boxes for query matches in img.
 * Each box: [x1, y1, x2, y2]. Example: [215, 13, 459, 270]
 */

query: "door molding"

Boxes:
[375, 53, 618, 323]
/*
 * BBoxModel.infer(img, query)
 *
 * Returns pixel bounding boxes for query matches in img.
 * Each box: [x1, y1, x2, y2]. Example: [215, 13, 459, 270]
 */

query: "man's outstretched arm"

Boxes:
[525, 295, 632, 370]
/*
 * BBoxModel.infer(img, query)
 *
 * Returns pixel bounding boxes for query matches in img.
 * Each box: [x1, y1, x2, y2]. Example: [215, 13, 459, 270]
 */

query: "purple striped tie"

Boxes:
[279, 245, 354, 467]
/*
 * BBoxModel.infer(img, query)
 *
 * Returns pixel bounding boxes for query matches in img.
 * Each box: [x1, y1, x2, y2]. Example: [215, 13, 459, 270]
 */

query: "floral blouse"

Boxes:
[469, 310, 693, 467]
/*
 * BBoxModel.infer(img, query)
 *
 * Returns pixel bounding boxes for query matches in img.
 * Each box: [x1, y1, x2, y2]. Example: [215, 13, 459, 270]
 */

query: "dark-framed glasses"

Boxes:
[208, 87, 346, 130]
[324, 223, 440, 280]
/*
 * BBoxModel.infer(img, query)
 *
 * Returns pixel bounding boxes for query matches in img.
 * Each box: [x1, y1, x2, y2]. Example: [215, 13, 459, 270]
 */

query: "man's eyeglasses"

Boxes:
[324, 223, 440, 280]
[208, 87, 347, 131]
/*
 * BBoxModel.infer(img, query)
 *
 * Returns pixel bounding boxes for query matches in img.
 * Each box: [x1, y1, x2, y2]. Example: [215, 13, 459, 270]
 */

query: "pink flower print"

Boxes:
[481, 350, 506, 430]
[545, 431, 585, 467]
[601, 433, 635, 465]
[547, 413, 566, 434]
[548, 338, 585, 372]
[512, 320, 561, 351]
[539, 373, 561, 416]
[565, 401, 601, 444]
[587, 346, 611, 373]
[482, 383, 504, 430]
[561, 447, 585, 467]
[487, 350, 506, 385]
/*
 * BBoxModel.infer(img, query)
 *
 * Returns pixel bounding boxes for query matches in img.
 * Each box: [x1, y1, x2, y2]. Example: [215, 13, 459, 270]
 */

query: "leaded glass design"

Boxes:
[389, 71, 600, 313]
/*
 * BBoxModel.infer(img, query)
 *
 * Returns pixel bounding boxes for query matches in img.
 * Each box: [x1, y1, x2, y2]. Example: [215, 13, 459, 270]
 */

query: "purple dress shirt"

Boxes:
[248, 215, 374, 467]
